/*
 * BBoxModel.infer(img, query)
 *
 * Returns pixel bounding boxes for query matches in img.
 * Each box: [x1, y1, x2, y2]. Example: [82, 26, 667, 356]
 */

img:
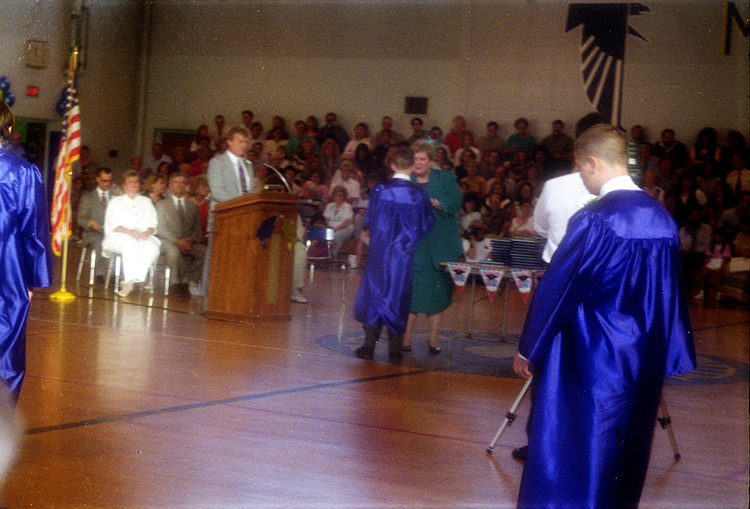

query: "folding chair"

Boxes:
[76, 246, 97, 285]
[103, 253, 170, 295]
[305, 225, 346, 296]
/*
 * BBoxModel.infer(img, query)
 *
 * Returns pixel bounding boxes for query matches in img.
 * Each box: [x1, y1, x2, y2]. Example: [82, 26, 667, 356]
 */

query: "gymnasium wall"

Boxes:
[0, 0, 747, 173]
[144, 0, 749, 147]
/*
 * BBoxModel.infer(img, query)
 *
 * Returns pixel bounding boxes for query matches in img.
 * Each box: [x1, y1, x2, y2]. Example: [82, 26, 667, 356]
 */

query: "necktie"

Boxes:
[101, 192, 107, 208]
[177, 198, 186, 230]
[238, 160, 248, 194]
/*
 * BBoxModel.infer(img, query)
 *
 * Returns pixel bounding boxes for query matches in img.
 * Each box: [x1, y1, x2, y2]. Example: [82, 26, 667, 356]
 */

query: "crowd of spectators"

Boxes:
[72, 111, 750, 302]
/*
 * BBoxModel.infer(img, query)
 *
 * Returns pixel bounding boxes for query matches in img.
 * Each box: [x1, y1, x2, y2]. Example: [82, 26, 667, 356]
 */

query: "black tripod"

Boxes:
[486, 376, 682, 460]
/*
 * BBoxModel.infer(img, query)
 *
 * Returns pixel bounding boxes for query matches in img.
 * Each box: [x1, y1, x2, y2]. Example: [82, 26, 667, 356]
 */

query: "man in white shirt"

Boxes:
[330, 160, 361, 203]
[534, 172, 594, 263]
[343, 122, 373, 156]
[144, 142, 172, 172]
[532, 113, 607, 264]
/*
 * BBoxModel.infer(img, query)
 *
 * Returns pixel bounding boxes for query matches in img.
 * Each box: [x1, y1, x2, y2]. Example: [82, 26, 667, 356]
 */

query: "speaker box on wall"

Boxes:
[404, 96, 428, 115]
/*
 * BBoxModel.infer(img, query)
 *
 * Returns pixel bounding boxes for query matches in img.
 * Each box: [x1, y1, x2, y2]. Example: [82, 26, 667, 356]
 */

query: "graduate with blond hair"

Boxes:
[514, 125, 696, 508]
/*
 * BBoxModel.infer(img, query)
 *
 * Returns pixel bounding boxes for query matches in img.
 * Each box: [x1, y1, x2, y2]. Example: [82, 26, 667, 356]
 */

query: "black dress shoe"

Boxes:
[355, 346, 374, 360]
[428, 346, 442, 355]
[512, 445, 528, 461]
[401, 346, 412, 353]
[388, 350, 403, 360]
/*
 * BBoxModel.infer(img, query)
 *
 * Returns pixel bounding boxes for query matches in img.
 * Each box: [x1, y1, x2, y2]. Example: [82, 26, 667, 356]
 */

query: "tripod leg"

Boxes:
[657, 396, 681, 460]
[487, 376, 533, 454]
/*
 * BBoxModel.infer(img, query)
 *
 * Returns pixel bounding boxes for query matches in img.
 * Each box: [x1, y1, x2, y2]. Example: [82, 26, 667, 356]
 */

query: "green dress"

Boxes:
[410, 169, 464, 313]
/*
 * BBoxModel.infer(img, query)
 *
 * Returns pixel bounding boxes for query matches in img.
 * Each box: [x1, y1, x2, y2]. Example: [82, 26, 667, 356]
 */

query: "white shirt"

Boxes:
[104, 194, 159, 235]
[171, 195, 187, 209]
[144, 154, 172, 171]
[323, 202, 354, 229]
[510, 215, 536, 236]
[226, 151, 253, 193]
[599, 174, 641, 196]
[462, 237, 493, 262]
[329, 173, 361, 200]
[343, 137, 373, 156]
[534, 172, 595, 263]
[520, 173, 638, 363]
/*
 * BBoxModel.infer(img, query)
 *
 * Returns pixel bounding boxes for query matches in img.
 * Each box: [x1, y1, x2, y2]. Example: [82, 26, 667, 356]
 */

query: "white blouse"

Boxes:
[323, 202, 354, 229]
[104, 194, 159, 235]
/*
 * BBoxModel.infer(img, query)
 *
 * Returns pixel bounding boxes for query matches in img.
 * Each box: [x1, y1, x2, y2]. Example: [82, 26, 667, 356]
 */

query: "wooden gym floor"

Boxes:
[1, 252, 748, 508]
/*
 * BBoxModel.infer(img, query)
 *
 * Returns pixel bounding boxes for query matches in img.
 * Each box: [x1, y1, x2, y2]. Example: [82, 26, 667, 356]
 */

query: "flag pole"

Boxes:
[49, 48, 79, 302]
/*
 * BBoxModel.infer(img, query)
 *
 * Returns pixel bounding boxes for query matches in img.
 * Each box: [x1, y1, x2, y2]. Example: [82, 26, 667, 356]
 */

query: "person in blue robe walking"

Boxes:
[353, 146, 434, 360]
[0, 102, 52, 404]
[514, 124, 696, 508]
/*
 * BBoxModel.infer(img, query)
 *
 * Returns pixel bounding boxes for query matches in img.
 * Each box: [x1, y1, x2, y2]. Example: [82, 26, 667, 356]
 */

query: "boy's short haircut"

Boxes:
[574, 124, 627, 169]
[391, 147, 415, 171]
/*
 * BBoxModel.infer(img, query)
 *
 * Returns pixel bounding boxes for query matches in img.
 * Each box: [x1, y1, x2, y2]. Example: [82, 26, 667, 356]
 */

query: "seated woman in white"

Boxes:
[323, 185, 354, 257]
[102, 171, 161, 297]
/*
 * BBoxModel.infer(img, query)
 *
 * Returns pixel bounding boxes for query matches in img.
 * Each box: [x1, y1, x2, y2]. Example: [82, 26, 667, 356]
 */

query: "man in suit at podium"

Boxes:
[208, 126, 253, 225]
[77, 167, 118, 281]
[156, 172, 206, 296]
[202, 126, 253, 296]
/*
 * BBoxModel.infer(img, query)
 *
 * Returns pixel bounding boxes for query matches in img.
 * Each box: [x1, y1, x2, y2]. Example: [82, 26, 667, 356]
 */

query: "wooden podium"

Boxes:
[205, 192, 300, 322]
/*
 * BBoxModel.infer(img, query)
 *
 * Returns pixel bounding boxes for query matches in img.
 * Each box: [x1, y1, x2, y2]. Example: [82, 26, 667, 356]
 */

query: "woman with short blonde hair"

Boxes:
[323, 185, 354, 257]
[102, 171, 161, 297]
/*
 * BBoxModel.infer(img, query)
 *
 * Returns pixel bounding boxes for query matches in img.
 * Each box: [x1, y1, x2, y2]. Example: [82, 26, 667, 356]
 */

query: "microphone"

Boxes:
[255, 162, 292, 193]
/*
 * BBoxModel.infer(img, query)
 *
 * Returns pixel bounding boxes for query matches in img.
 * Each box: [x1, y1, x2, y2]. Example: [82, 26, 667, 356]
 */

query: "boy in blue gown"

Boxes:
[354, 147, 434, 359]
[513, 125, 696, 508]
[0, 102, 52, 404]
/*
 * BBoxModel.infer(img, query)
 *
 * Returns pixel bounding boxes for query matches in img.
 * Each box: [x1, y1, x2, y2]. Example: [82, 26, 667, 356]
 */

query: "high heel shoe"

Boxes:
[428, 346, 442, 355]
[118, 281, 134, 298]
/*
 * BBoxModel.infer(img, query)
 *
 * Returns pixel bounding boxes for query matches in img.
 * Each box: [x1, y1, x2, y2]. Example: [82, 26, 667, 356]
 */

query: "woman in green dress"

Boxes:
[402, 142, 464, 354]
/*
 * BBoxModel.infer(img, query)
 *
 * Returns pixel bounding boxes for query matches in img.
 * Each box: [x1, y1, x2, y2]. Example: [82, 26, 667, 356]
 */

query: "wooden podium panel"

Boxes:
[206, 192, 300, 322]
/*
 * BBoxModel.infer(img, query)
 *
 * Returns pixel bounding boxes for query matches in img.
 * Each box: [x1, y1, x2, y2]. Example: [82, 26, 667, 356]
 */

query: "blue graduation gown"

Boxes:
[517, 190, 696, 509]
[354, 178, 434, 333]
[0, 149, 52, 401]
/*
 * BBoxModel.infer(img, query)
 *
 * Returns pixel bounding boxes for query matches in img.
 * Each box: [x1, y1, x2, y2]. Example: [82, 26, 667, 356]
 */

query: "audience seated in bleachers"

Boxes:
[77, 110, 749, 301]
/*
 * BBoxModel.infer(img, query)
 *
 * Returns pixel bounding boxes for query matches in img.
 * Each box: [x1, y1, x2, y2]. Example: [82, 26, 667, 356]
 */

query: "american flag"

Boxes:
[50, 81, 81, 256]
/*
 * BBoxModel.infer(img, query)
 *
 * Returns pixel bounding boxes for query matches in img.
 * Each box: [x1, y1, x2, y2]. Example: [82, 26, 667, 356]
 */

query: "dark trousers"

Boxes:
[362, 324, 403, 353]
